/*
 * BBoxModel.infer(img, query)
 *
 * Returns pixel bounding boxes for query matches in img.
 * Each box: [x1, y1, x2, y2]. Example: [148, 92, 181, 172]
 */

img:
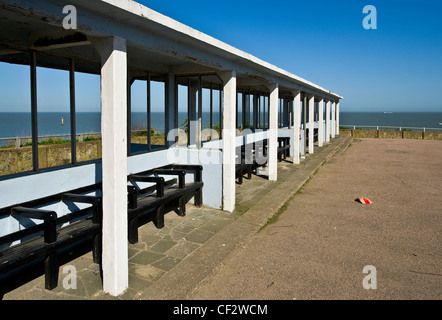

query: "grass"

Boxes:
[21, 136, 101, 147]
[259, 196, 293, 230]
[83, 136, 101, 142]
[234, 203, 249, 216]
[258, 167, 321, 232]
[6, 132, 167, 148]
[131, 128, 157, 137]
[23, 138, 71, 147]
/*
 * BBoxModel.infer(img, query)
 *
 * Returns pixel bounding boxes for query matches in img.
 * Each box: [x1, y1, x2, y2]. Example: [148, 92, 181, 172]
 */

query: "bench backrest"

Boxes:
[0, 183, 102, 249]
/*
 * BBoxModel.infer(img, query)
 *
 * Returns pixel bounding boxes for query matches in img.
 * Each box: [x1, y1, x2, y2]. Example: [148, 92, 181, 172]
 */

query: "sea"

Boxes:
[0, 111, 441, 143]
[339, 112, 442, 130]
[0, 112, 222, 144]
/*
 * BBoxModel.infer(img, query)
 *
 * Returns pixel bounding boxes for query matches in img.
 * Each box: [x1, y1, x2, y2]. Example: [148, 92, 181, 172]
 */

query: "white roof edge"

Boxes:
[101, 0, 342, 99]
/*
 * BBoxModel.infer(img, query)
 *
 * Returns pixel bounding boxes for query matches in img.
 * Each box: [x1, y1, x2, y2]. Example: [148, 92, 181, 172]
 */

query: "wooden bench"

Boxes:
[251, 140, 268, 172]
[235, 144, 254, 184]
[306, 128, 319, 146]
[256, 138, 290, 162]
[0, 183, 103, 294]
[0, 164, 205, 295]
[235, 137, 290, 182]
[127, 164, 204, 244]
[235, 140, 272, 183]
[277, 137, 290, 161]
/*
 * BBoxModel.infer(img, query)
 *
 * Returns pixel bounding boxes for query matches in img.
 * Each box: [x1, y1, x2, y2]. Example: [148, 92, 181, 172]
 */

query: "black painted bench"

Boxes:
[277, 137, 290, 161]
[306, 128, 319, 146]
[0, 183, 103, 294]
[257, 138, 290, 162]
[127, 164, 203, 244]
[250, 140, 268, 173]
[235, 144, 255, 184]
[0, 164, 205, 295]
[235, 140, 271, 183]
[235, 137, 289, 181]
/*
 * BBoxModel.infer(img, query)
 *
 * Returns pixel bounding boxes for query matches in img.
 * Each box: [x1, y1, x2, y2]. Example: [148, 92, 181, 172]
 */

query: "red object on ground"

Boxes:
[356, 197, 373, 204]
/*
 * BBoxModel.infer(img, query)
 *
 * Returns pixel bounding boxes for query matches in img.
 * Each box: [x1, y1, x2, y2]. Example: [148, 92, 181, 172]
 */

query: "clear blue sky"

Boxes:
[138, 0, 442, 112]
[0, 0, 441, 112]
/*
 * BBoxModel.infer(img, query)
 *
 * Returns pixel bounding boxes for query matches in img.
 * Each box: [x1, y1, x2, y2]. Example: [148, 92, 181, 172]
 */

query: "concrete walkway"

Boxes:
[189, 138, 442, 300]
[6, 135, 440, 300]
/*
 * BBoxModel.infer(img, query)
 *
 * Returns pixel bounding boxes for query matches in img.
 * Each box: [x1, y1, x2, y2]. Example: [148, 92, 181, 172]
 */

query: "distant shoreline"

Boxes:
[0, 111, 441, 140]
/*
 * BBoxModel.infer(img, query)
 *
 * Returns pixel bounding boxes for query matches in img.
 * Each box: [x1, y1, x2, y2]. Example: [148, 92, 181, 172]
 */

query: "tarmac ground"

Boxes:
[2, 134, 441, 301]
[189, 137, 442, 300]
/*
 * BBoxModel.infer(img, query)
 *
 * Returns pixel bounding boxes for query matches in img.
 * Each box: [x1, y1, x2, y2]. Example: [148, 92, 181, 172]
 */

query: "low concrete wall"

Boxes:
[131, 135, 165, 145]
[402, 131, 423, 139]
[422, 131, 442, 140]
[0, 147, 33, 175]
[0, 140, 102, 176]
[379, 130, 402, 139]
[341, 129, 442, 140]
[342, 129, 378, 139]
[0, 134, 172, 176]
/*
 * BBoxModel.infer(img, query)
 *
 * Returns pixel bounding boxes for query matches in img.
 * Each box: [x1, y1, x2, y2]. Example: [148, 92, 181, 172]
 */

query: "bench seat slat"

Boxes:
[0, 218, 100, 273]
[129, 182, 203, 216]
[0, 207, 95, 247]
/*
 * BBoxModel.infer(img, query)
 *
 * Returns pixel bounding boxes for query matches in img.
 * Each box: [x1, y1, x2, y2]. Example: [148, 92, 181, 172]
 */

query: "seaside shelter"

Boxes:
[0, 0, 342, 296]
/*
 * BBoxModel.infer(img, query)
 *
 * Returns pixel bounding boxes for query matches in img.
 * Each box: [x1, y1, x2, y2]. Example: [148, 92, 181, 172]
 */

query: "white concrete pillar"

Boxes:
[219, 71, 237, 213]
[268, 83, 279, 181]
[336, 101, 340, 135]
[318, 98, 324, 147]
[325, 100, 331, 142]
[95, 36, 128, 296]
[308, 95, 315, 154]
[331, 101, 336, 138]
[292, 90, 301, 164]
